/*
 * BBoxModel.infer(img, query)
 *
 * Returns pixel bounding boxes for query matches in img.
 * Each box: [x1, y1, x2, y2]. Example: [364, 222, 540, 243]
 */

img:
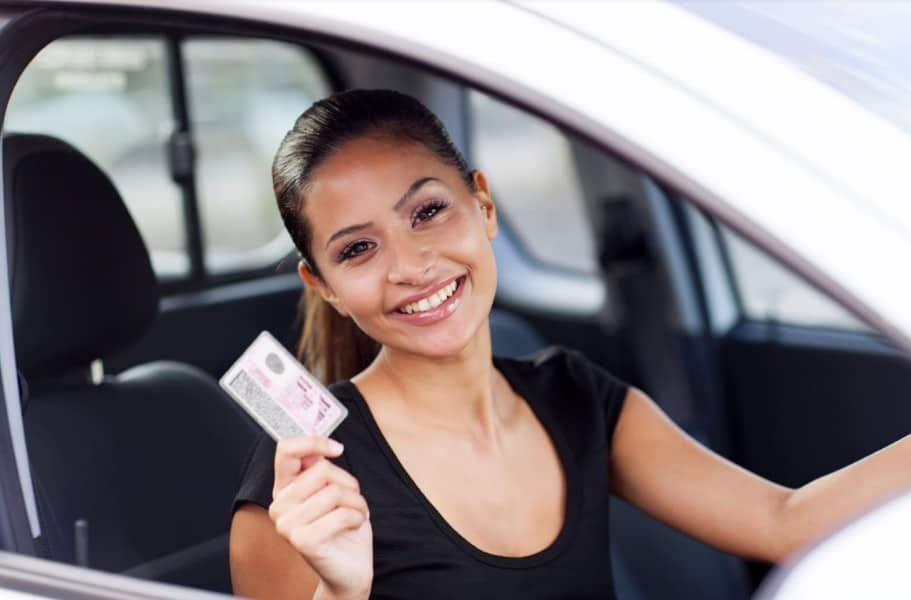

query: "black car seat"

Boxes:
[3, 133, 259, 592]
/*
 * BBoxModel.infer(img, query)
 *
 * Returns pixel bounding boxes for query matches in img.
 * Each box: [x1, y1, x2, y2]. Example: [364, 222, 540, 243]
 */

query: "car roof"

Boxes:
[26, 0, 911, 351]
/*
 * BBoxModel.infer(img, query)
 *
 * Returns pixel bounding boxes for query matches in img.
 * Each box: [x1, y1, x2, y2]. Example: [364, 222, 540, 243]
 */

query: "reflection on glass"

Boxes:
[184, 38, 331, 273]
[721, 226, 869, 332]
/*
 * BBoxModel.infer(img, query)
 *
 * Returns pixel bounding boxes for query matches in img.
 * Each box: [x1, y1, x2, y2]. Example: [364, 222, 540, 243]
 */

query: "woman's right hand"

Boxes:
[269, 436, 373, 600]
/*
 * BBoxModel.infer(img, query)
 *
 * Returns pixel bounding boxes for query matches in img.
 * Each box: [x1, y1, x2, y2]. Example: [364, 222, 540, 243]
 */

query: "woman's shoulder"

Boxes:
[495, 345, 630, 440]
[495, 345, 629, 393]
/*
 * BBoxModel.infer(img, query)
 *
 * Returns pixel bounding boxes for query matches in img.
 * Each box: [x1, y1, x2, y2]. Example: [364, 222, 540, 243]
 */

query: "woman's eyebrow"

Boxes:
[392, 176, 441, 211]
[326, 222, 370, 249]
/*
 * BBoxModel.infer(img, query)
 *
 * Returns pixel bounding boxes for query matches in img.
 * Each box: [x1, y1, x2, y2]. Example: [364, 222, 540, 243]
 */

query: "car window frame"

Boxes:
[1, 0, 910, 590]
[677, 198, 903, 354]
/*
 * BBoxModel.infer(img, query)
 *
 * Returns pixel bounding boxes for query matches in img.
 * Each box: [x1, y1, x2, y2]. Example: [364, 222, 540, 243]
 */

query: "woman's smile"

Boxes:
[389, 275, 468, 326]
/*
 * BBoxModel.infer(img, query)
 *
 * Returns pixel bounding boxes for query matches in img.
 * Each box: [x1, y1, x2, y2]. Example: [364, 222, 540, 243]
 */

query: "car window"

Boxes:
[5, 6, 906, 600]
[5, 37, 188, 276]
[468, 91, 598, 274]
[5, 35, 332, 280]
[183, 38, 330, 273]
[719, 222, 871, 332]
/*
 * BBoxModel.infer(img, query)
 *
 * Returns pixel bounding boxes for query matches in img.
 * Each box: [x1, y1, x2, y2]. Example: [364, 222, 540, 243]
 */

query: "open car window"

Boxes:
[0, 3, 910, 600]
[6, 35, 331, 281]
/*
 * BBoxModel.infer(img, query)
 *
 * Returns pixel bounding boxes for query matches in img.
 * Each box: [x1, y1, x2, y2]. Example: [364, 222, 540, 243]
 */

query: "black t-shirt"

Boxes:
[233, 346, 629, 599]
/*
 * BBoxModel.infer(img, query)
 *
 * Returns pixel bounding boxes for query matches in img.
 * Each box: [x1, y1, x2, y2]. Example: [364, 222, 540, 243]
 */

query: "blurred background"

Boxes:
[7, 1, 909, 330]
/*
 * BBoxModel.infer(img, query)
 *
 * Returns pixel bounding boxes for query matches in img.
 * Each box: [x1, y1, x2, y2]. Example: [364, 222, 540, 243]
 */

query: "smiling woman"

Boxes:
[273, 90, 490, 383]
[295, 134, 497, 362]
[228, 89, 911, 600]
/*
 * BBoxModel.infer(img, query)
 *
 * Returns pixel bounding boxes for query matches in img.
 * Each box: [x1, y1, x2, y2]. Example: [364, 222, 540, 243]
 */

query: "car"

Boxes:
[756, 488, 911, 600]
[0, 1, 909, 598]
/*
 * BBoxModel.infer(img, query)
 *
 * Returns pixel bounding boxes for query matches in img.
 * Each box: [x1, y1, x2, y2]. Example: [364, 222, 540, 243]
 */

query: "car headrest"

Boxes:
[3, 133, 159, 377]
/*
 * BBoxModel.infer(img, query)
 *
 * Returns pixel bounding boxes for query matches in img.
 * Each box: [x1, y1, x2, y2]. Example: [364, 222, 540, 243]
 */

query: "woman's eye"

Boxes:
[412, 199, 448, 226]
[338, 240, 375, 262]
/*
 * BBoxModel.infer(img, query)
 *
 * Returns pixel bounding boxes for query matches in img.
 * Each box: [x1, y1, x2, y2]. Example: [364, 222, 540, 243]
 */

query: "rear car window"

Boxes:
[183, 37, 330, 274]
[6, 35, 332, 280]
[719, 223, 871, 332]
[6, 38, 188, 276]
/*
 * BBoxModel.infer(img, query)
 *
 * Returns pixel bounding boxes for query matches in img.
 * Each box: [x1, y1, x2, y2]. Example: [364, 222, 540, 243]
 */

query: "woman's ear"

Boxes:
[297, 260, 348, 317]
[297, 259, 320, 288]
[471, 170, 498, 240]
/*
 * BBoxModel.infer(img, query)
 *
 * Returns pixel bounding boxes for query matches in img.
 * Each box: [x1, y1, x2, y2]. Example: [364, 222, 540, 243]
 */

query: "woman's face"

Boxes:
[301, 135, 498, 359]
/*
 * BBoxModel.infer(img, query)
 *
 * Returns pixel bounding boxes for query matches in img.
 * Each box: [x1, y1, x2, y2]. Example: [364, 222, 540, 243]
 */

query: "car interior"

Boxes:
[2, 5, 911, 600]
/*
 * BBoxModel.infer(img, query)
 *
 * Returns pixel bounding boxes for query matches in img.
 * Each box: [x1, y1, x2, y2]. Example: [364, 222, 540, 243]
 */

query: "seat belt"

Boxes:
[597, 194, 696, 428]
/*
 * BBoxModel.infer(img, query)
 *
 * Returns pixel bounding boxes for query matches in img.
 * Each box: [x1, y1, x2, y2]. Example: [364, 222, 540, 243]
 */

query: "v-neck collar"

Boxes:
[339, 355, 582, 569]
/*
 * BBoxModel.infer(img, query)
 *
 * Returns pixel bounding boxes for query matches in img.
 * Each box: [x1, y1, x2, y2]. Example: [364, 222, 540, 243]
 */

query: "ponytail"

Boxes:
[296, 287, 379, 383]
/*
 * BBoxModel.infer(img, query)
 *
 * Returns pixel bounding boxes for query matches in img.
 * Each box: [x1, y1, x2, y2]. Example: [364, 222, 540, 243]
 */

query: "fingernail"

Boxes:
[328, 439, 344, 453]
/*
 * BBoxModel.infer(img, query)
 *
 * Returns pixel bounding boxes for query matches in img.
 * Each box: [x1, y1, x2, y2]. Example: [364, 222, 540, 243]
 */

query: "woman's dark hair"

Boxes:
[273, 89, 476, 382]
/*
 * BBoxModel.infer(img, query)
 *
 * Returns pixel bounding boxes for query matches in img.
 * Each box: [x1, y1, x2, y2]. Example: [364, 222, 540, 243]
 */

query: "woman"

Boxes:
[230, 89, 911, 600]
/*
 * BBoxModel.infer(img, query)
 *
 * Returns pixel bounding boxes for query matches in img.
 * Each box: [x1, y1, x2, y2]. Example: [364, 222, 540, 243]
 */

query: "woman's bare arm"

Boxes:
[230, 503, 321, 600]
[610, 387, 911, 563]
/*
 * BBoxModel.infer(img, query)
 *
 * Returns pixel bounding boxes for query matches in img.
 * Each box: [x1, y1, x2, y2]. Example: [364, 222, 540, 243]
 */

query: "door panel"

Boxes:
[720, 321, 911, 586]
[723, 322, 911, 488]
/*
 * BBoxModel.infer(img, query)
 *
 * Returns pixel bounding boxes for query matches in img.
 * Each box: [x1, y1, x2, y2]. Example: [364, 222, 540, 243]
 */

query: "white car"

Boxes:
[0, 1, 909, 598]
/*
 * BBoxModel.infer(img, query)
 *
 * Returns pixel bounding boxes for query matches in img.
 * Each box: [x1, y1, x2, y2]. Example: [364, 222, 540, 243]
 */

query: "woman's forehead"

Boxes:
[314, 136, 444, 187]
[305, 138, 458, 233]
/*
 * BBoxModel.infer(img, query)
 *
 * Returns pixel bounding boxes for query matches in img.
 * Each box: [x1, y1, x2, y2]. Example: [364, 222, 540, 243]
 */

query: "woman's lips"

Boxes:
[393, 275, 462, 312]
[390, 275, 467, 326]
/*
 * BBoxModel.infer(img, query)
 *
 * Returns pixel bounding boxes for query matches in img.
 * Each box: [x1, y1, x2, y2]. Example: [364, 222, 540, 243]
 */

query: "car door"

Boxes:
[1, 1, 911, 599]
[0, 5, 738, 598]
[674, 203, 911, 588]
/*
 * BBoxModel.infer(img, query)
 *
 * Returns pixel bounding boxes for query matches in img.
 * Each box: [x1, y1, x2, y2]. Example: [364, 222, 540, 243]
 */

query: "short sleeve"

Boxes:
[232, 432, 276, 512]
[561, 347, 630, 449]
[502, 345, 631, 454]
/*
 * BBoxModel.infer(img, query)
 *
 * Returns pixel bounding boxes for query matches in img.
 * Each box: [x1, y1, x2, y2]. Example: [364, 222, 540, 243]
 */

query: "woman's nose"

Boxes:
[386, 241, 436, 285]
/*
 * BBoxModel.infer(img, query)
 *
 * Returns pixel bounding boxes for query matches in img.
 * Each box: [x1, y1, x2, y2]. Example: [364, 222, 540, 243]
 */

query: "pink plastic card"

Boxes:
[220, 331, 348, 440]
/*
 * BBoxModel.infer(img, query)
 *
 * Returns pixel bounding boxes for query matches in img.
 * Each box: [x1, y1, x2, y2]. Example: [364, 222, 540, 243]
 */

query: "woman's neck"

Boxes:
[353, 325, 514, 444]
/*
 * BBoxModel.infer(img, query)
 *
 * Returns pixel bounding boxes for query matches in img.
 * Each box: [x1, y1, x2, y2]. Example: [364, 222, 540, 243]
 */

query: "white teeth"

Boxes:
[399, 279, 460, 314]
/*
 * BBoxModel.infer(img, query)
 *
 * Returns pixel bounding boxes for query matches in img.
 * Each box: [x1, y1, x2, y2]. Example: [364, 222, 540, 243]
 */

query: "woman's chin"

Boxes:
[383, 322, 487, 360]
[398, 337, 474, 360]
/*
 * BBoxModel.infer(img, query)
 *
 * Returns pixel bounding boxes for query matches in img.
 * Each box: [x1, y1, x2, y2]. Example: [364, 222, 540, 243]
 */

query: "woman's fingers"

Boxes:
[267, 435, 371, 593]
[273, 435, 345, 492]
[272, 457, 360, 511]
[286, 507, 370, 559]
[272, 484, 368, 536]
[269, 437, 365, 534]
